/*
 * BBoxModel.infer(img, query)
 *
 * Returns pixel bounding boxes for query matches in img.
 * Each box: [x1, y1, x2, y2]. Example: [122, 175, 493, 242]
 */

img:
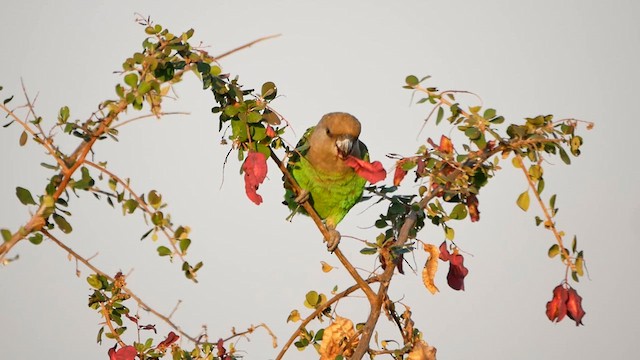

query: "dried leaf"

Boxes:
[393, 160, 409, 186]
[422, 243, 440, 294]
[447, 252, 469, 291]
[566, 287, 586, 326]
[156, 331, 179, 351]
[321, 261, 334, 273]
[466, 194, 480, 222]
[546, 284, 568, 323]
[319, 316, 358, 360]
[407, 340, 437, 360]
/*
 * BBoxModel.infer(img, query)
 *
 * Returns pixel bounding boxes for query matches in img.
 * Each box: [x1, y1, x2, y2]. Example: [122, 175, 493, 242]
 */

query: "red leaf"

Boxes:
[566, 287, 586, 326]
[125, 314, 139, 325]
[466, 194, 480, 222]
[344, 156, 387, 184]
[447, 253, 469, 291]
[438, 241, 450, 262]
[109, 345, 137, 360]
[266, 125, 276, 138]
[393, 161, 408, 186]
[546, 284, 568, 323]
[156, 331, 179, 351]
[242, 151, 268, 205]
[217, 338, 226, 357]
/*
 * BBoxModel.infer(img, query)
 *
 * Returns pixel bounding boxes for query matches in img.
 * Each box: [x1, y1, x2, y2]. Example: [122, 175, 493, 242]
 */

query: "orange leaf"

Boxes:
[393, 160, 408, 186]
[422, 243, 440, 294]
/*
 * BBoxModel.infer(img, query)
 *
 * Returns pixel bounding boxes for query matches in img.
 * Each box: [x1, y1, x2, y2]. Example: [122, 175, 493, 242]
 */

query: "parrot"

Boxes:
[284, 112, 372, 251]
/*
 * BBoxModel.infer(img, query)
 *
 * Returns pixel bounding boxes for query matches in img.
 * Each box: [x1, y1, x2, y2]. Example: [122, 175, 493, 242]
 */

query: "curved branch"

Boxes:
[269, 151, 377, 304]
[275, 277, 380, 360]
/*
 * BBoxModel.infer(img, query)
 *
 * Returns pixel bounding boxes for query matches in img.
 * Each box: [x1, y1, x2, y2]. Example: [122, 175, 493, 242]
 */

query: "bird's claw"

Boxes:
[294, 189, 310, 204]
[325, 228, 341, 252]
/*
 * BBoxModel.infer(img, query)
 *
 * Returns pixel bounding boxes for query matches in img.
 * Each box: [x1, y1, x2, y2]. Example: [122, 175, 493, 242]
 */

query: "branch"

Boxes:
[515, 154, 573, 271]
[84, 160, 187, 263]
[269, 151, 377, 304]
[101, 304, 127, 348]
[214, 34, 281, 60]
[42, 229, 201, 343]
[223, 323, 278, 349]
[275, 277, 380, 360]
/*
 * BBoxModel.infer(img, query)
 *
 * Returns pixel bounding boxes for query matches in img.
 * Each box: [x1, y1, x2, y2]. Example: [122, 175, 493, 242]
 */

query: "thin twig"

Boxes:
[214, 34, 281, 60]
[42, 229, 200, 343]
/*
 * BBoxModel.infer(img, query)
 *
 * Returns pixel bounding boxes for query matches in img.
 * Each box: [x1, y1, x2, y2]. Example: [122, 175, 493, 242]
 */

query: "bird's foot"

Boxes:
[324, 228, 341, 252]
[294, 189, 310, 204]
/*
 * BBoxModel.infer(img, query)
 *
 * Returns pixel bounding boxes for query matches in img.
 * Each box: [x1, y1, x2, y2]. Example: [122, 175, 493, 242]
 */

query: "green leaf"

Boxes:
[179, 238, 191, 253]
[464, 127, 481, 140]
[445, 226, 455, 240]
[449, 203, 468, 220]
[436, 107, 444, 125]
[575, 251, 584, 276]
[147, 190, 162, 209]
[137, 81, 152, 95]
[87, 274, 103, 289]
[360, 247, 378, 255]
[3, 95, 14, 105]
[483, 108, 496, 119]
[557, 145, 571, 165]
[304, 290, 321, 309]
[16, 187, 36, 205]
[261, 81, 277, 100]
[52, 214, 73, 234]
[516, 191, 530, 211]
[140, 228, 153, 241]
[157, 246, 171, 256]
[28, 233, 43, 245]
[123, 199, 138, 214]
[124, 73, 138, 88]
[548, 244, 560, 258]
[1, 229, 12, 242]
[151, 211, 164, 226]
[58, 106, 70, 123]
[405, 75, 419, 86]
[549, 194, 557, 211]
[571, 235, 577, 253]
[19, 131, 27, 146]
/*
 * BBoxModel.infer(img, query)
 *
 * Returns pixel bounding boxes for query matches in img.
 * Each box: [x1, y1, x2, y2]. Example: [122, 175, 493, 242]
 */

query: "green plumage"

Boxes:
[284, 112, 368, 228]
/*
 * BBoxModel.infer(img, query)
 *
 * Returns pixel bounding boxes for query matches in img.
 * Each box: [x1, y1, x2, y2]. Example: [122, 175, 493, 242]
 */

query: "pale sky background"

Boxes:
[1, 1, 638, 359]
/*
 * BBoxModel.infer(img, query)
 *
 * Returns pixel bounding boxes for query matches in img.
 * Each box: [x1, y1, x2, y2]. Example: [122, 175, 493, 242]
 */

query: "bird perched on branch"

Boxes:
[285, 112, 385, 251]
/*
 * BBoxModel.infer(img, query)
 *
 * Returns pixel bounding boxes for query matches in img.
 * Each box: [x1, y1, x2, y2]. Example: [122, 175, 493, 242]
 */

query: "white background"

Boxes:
[1, 1, 638, 359]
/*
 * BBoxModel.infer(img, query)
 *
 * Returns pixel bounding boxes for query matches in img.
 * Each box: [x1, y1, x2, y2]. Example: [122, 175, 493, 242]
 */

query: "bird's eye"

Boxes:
[325, 128, 331, 136]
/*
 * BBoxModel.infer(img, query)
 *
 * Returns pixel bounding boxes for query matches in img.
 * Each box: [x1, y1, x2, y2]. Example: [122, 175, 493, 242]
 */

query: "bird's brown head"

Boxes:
[316, 112, 362, 160]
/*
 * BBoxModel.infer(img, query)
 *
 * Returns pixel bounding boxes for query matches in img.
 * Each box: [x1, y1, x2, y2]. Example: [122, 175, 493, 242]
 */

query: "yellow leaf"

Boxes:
[286, 309, 300, 323]
[516, 191, 530, 211]
[321, 261, 334, 273]
[422, 243, 440, 295]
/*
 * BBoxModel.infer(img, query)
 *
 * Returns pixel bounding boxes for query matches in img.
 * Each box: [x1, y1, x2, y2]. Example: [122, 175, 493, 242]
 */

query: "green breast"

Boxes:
[289, 157, 366, 226]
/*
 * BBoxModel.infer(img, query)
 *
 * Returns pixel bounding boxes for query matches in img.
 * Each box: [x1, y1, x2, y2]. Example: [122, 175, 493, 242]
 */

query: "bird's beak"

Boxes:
[336, 136, 355, 159]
